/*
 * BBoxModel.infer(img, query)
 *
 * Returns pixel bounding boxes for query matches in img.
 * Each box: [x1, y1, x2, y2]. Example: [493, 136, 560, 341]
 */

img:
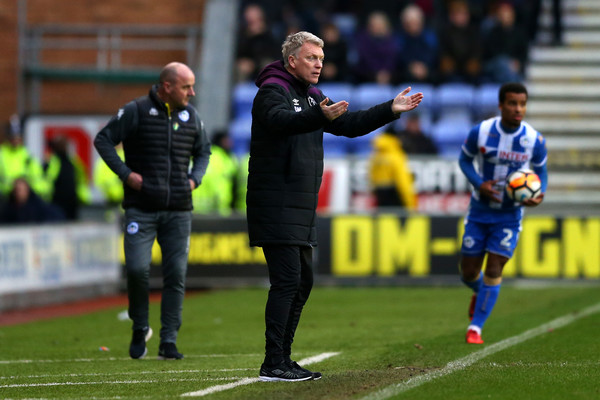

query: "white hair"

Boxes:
[281, 31, 324, 68]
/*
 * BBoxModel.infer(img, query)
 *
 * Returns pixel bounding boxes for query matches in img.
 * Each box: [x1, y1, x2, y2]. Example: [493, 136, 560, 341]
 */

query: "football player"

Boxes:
[458, 82, 548, 344]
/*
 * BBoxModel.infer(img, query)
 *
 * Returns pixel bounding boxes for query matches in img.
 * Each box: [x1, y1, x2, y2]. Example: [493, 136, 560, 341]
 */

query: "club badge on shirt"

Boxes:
[127, 222, 139, 235]
[178, 110, 190, 122]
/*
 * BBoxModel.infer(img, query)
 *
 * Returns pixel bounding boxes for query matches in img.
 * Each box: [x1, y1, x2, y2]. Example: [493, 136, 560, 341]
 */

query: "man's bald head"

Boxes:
[157, 62, 196, 109]
[160, 62, 193, 84]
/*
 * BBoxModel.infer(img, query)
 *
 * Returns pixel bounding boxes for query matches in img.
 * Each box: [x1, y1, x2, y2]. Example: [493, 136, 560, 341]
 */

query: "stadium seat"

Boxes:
[331, 13, 358, 41]
[347, 126, 387, 156]
[436, 82, 476, 118]
[352, 83, 394, 111]
[317, 82, 353, 104]
[232, 82, 258, 119]
[393, 108, 433, 136]
[429, 112, 473, 159]
[228, 117, 252, 156]
[473, 83, 502, 119]
[397, 83, 436, 113]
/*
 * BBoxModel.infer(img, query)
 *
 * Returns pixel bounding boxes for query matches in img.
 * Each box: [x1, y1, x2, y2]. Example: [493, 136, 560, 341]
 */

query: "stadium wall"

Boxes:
[0, 0, 206, 127]
[0, 222, 121, 311]
[146, 214, 600, 288]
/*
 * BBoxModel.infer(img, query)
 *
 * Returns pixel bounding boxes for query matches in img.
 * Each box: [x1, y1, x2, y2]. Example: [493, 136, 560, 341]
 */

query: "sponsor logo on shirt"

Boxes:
[293, 98, 302, 112]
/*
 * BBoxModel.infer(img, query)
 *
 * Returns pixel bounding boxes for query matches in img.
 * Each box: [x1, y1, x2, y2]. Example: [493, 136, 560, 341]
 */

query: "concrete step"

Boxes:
[544, 135, 600, 149]
[537, 31, 600, 46]
[562, 0, 600, 12]
[528, 82, 600, 99]
[540, 13, 600, 30]
[527, 65, 600, 81]
[527, 100, 600, 117]
[530, 47, 600, 64]
[543, 191, 600, 206]
[549, 172, 600, 188]
[526, 119, 600, 136]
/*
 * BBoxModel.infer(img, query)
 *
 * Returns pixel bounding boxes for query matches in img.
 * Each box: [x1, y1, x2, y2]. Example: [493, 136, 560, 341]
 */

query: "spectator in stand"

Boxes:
[357, 0, 408, 26]
[94, 143, 125, 207]
[482, 2, 529, 83]
[0, 177, 65, 224]
[396, 113, 438, 155]
[354, 11, 399, 84]
[192, 131, 238, 216]
[0, 115, 49, 201]
[369, 131, 417, 210]
[236, 3, 281, 82]
[525, 0, 563, 46]
[437, 0, 483, 84]
[395, 4, 438, 84]
[235, 152, 249, 214]
[319, 22, 350, 82]
[44, 135, 91, 220]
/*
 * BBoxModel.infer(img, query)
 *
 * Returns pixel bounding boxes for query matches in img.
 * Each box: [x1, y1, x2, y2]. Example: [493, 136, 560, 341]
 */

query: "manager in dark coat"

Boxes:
[247, 31, 423, 382]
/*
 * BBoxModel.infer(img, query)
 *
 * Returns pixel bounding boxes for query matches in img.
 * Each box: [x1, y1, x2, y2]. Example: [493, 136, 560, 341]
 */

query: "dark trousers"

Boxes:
[262, 245, 314, 366]
[124, 208, 191, 344]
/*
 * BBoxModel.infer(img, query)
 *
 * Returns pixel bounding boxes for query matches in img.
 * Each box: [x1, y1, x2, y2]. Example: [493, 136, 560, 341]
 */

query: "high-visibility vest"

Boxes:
[93, 147, 125, 205]
[192, 146, 238, 216]
[45, 153, 92, 205]
[0, 144, 49, 199]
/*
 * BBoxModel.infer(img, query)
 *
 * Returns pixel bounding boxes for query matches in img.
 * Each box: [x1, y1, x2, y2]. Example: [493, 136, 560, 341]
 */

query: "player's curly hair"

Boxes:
[499, 82, 528, 103]
[281, 31, 324, 68]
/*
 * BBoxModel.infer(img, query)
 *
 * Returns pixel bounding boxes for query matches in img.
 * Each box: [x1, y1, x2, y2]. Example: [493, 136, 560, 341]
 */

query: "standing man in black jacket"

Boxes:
[94, 62, 211, 360]
[247, 31, 423, 382]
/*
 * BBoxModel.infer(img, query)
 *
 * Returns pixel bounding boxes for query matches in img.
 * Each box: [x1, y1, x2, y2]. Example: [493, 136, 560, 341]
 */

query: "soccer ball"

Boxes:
[506, 169, 541, 202]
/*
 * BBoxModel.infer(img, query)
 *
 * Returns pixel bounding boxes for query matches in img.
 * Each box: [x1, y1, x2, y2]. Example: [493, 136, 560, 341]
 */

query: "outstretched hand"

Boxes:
[320, 98, 349, 121]
[391, 87, 424, 114]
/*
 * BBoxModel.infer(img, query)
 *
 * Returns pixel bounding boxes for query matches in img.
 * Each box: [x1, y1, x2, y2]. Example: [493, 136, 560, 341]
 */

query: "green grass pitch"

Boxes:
[1, 284, 599, 399]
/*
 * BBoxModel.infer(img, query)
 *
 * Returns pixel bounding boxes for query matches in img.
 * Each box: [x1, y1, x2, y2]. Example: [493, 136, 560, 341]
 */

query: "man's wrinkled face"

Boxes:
[288, 42, 324, 85]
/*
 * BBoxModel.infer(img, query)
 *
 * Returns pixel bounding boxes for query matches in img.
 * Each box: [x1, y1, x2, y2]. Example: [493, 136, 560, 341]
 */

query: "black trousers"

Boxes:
[262, 245, 314, 366]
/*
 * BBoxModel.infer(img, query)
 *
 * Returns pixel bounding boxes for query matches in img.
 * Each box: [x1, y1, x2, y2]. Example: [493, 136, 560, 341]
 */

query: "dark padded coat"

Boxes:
[94, 85, 211, 211]
[246, 60, 401, 247]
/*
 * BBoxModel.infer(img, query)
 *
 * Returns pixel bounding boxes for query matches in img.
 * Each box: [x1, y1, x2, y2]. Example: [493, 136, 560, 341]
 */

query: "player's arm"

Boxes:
[94, 102, 138, 182]
[188, 116, 212, 190]
[459, 125, 501, 202]
[522, 133, 548, 207]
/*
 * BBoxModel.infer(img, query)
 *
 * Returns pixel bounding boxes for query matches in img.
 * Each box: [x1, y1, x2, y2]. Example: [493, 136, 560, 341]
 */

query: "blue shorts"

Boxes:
[461, 218, 522, 259]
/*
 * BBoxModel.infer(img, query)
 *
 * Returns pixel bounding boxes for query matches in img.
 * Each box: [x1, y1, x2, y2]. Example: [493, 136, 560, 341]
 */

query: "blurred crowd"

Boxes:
[0, 115, 91, 224]
[235, 0, 562, 86]
[0, 0, 564, 222]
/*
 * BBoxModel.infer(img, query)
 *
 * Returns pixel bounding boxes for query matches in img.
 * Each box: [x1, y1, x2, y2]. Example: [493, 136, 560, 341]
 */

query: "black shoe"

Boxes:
[129, 327, 153, 359]
[158, 342, 184, 360]
[288, 360, 322, 381]
[259, 362, 314, 382]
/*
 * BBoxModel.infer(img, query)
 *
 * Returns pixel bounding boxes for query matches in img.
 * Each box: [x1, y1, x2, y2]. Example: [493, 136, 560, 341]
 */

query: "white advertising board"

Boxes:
[0, 223, 121, 295]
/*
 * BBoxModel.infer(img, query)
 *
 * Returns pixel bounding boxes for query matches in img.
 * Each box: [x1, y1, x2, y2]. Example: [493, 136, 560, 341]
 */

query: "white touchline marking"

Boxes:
[180, 352, 341, 397]
[0, 368, 255, 380]
[0, 377, 241, 389]
[0, 354, 261, 365]
[361, 301, 600, 400]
